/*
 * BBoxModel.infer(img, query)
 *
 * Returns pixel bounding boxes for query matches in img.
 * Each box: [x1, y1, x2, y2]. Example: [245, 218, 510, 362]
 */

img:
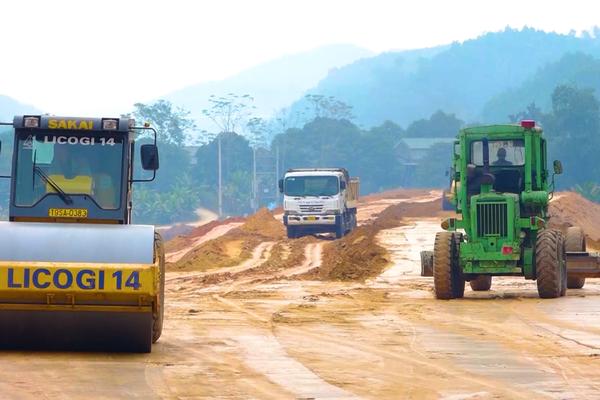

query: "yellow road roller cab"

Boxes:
[0, 115, 164, 352]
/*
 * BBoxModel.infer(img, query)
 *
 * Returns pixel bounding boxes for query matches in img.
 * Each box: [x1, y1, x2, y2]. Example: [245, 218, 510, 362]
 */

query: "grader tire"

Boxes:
[559, 232, 567, 297]
[536, 229, 566, 299]
[452, 233, 465, 299]
[469, 275, 492, 291]
[565, 226, 586, 289]
[433, 232, 464, 299]
[152, 232, 166, 344]
[420, 251, 434, 277]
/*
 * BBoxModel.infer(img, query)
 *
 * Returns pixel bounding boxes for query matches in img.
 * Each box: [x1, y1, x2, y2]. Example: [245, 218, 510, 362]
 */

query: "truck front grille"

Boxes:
[299, 204, 324, 213]
[476, 202, 508, 237]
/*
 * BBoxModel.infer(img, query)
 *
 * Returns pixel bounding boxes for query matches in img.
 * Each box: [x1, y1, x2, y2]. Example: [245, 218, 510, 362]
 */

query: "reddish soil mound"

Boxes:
[237, 208, 286, 240]
[359, 188, 436, 203]
[316, 198, 441, 282]
[171, 209, 284, 272]
[315, 225, 389, 281]
[549, 192, 600, 246]
[165, 216, 244, 253]
[373, 199, 446, 228]
[159, 224, 195, 242]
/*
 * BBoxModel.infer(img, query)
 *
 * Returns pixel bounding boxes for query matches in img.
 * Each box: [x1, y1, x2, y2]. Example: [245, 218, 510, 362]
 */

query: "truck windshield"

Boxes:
[471, 139, 525, 166]
[284, 176, 339, 197]
[14, 131, 124, 209]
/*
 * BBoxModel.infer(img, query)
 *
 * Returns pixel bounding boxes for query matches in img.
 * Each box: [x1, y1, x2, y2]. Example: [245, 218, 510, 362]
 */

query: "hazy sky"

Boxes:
[0, 0, 597, 116]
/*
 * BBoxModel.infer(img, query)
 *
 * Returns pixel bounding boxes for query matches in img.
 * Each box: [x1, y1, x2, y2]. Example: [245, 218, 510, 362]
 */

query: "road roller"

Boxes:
[0, 115, 164, 352]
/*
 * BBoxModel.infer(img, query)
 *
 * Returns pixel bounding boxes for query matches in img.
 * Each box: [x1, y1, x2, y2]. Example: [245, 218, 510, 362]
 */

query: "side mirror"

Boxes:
[278, 179, 284, 193]
[553, 160, 563, 175]
[141, 144, 159, 171]
[340, 180, 347, 190]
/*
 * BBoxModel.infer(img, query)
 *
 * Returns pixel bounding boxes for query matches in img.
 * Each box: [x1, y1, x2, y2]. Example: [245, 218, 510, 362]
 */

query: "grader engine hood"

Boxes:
[0, 222, 157, 299]
[461, 193, 522, 269]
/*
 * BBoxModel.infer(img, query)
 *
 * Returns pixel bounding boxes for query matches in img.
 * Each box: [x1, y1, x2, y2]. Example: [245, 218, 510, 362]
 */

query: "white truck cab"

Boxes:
[279, 168, 359, 238]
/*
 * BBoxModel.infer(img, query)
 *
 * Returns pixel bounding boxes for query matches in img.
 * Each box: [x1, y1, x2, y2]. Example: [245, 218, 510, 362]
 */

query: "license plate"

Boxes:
[306, 216, 317, 221]
[48, 208, 88, 218]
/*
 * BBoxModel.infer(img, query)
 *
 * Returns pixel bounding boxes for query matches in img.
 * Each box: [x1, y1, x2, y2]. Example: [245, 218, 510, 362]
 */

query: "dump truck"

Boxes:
[421, 120, 579, 299]
[279, 168, 359, 239]
[0, 115, 163, 352]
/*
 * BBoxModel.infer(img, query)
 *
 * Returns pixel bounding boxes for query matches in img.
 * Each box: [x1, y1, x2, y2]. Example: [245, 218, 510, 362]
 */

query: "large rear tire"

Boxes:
[433, 232, 464, 299]
[152, 232, 166, 344]
[536, 229, 566, 299]
[565, 226, 586, 289]
[469, 275, 492, 291]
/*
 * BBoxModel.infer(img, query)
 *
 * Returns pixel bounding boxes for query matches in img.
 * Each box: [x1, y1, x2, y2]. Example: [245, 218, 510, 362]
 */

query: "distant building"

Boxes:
[399, 138, 456, 160]
[395, 137, 455, 186]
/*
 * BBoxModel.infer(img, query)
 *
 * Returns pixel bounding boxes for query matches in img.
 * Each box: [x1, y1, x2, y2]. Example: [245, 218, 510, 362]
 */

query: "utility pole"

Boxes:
[275, 146, 280, 205]
[218, 134, 223, 219]
[253, 146, 258, 212]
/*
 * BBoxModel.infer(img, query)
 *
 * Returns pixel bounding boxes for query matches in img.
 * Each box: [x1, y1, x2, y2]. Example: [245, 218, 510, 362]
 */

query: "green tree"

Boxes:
[405, 110, 463, 137]
[193, 132, 253, 215]
[133, 100, 195, 146]
[201, 94, 255, 134]
[131, 100, 198, 224]
[304, 94, 354, 121]
[545, 85, 600, 187]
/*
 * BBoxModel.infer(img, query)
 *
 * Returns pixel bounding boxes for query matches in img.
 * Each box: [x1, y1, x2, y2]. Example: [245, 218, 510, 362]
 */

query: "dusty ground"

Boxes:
[2, 190, 600, 399]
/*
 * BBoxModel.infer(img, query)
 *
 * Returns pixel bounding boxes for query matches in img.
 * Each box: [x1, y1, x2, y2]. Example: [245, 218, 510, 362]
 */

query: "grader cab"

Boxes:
[423, 121, 578, 299]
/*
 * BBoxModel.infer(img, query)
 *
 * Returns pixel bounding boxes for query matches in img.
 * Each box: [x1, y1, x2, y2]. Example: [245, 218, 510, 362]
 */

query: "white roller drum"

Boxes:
[0, 222, 154, 264]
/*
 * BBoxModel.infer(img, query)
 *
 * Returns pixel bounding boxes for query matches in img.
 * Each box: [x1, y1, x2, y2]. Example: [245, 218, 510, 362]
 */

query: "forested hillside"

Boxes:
[288, 28, 600, 127]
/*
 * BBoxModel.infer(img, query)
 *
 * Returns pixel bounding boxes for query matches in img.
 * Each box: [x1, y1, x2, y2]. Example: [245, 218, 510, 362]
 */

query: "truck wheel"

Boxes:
[469, 275, 492, 291]
[152, 232, 166, 344]
[287, 226, 298, 239]
[536, 229, 566, 298]
[335, 220, 345, 239]
[433, 232, 464, 299]
[565, 226, 586, 289]
[420, 250, 434, 277]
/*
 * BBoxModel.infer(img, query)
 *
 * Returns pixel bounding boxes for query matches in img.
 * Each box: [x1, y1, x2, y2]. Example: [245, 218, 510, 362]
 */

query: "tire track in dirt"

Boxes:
[205, 241, 365, 399]
[279, 242, 323, 278]
[213, 290, 539, 399]
[165, 241, 275, 290]
[376, 290, 600, 397]
[368, 212, 600, 398]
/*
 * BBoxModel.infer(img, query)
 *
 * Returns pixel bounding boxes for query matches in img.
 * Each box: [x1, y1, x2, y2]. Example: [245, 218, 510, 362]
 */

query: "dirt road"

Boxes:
[2, 191, 600, 399]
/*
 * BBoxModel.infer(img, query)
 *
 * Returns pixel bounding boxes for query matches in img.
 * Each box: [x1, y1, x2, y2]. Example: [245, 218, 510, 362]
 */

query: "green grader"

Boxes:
[421, 120, 592, 299]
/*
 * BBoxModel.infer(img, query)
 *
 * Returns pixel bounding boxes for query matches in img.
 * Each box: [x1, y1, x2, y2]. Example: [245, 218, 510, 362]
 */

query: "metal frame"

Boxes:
[130, 125, 158, 183]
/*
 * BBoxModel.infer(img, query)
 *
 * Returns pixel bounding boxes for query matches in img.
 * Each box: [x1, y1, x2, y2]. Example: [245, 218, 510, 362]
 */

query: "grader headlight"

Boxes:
[441, 218, 456, 230]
